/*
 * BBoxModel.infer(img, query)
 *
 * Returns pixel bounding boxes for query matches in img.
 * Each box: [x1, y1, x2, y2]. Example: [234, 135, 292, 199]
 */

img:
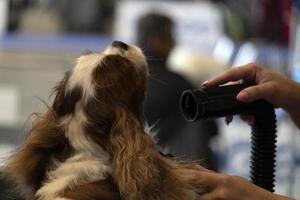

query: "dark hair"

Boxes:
[136, 13, 173, 48]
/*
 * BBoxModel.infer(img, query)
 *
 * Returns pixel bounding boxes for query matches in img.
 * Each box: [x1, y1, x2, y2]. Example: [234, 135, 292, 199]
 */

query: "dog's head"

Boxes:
[54, 41, 147, 118]
[52, 41, 148, 141]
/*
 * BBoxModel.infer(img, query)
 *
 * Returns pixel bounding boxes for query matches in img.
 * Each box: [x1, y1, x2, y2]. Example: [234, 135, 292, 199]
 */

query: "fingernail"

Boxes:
[225, 116, 233, 125]
[202, 80, 209, 86]
[237, 91, 249, 101]
[195, 164, 208, 171]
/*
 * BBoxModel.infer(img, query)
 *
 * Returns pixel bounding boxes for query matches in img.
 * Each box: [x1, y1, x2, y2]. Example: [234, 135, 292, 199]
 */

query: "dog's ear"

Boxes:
[4, 110, 67, 199]
[108, 106, 201, 199]
[108, 106, 163, 199]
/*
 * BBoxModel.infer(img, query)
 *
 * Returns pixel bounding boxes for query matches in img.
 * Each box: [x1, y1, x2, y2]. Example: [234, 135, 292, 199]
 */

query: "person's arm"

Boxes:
[202, 63, 300, 129]
[196, 171, 294, 200]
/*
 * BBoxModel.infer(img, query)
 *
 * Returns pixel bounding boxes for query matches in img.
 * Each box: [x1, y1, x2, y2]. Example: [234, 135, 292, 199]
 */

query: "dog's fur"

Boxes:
[4, 42, 206, 200]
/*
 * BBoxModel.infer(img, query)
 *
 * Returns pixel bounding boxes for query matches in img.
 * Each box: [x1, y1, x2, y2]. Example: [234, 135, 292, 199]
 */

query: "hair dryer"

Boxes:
[180, 84, 277, 192]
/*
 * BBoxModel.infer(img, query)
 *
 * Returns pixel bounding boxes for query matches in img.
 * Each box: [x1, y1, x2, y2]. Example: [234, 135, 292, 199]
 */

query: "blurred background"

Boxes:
[0, 0, 299, 199]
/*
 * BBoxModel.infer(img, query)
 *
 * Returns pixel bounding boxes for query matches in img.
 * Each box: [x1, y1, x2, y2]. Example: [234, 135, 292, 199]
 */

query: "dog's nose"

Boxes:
[112, 41, 129, 50]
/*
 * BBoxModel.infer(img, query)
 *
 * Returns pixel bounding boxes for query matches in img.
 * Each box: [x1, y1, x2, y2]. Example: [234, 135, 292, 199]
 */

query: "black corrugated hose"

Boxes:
[250, 100, 277, 192]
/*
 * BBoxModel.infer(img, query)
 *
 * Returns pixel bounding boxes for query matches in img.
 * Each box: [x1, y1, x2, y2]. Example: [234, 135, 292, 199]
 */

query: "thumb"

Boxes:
[236, 82, 274, 103]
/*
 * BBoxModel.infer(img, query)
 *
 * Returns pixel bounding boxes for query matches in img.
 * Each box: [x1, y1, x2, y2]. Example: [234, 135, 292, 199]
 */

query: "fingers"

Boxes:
[225, 115, 233, 125]
[236, 82, 275, 103]
[239, 114, 255, 126]
[195, 171, 219, 187]
[202, 63, 276, 104]
[225, 114, 255, 126]
[202, 63, 259, 87]
[195, 164, 212, 172]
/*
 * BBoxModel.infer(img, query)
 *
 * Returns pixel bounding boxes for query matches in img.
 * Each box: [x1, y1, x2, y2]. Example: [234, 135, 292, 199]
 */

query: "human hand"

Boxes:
[202, 63, 300, 128]
[196, 171, 294, 200]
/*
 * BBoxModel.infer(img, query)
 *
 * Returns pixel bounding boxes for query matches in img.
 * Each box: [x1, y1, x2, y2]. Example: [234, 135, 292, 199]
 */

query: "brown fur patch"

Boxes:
[4, 110, 71, 199]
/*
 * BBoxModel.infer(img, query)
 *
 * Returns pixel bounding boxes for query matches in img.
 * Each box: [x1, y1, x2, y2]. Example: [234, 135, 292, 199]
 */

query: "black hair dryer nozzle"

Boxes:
[180, 84, 277, 192]
[180, 84, 252, 121]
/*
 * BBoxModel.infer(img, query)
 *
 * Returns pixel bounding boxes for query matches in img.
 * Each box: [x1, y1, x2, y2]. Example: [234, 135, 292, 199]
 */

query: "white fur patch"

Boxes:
[104, 45, 148, 75]
[61, 103, 105, 154]
[36, 153, 110, 200]
[36, 104, 110, 200]
[67, 54, 104, 100]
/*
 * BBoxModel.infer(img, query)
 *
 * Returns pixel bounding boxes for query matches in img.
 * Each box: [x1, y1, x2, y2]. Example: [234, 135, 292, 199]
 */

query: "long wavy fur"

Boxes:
[4, 110, 69, 199]
[109, 106, 206, 200]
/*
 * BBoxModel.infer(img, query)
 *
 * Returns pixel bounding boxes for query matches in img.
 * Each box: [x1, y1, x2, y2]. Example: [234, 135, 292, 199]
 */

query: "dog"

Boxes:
[4, 41, 207, 200]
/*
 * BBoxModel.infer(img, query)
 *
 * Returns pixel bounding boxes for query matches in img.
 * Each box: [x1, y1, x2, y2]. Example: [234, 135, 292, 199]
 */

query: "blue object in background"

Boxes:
[0, 33, 112, 53]
[294, 0, 300, 10]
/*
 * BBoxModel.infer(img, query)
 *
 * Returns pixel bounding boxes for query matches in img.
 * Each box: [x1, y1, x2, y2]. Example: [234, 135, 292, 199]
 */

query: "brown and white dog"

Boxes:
[4, 41, 207, 200]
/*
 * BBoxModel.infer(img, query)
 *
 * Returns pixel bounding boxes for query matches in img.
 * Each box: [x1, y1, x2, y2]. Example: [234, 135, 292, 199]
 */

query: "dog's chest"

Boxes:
[35, 152, 111, 200]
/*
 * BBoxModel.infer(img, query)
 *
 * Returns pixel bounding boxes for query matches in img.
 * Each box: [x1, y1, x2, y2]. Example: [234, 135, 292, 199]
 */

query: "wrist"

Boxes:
[255, 190, 294, 200]
[247, 182, 294, 200]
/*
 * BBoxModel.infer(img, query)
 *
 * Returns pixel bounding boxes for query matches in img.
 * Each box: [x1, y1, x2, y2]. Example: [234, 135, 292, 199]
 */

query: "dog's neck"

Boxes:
[36, 105, 112, 200]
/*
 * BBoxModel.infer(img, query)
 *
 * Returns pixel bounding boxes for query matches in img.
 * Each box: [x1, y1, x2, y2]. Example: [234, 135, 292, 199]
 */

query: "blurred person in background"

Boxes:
[137, 12, 219, 170]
